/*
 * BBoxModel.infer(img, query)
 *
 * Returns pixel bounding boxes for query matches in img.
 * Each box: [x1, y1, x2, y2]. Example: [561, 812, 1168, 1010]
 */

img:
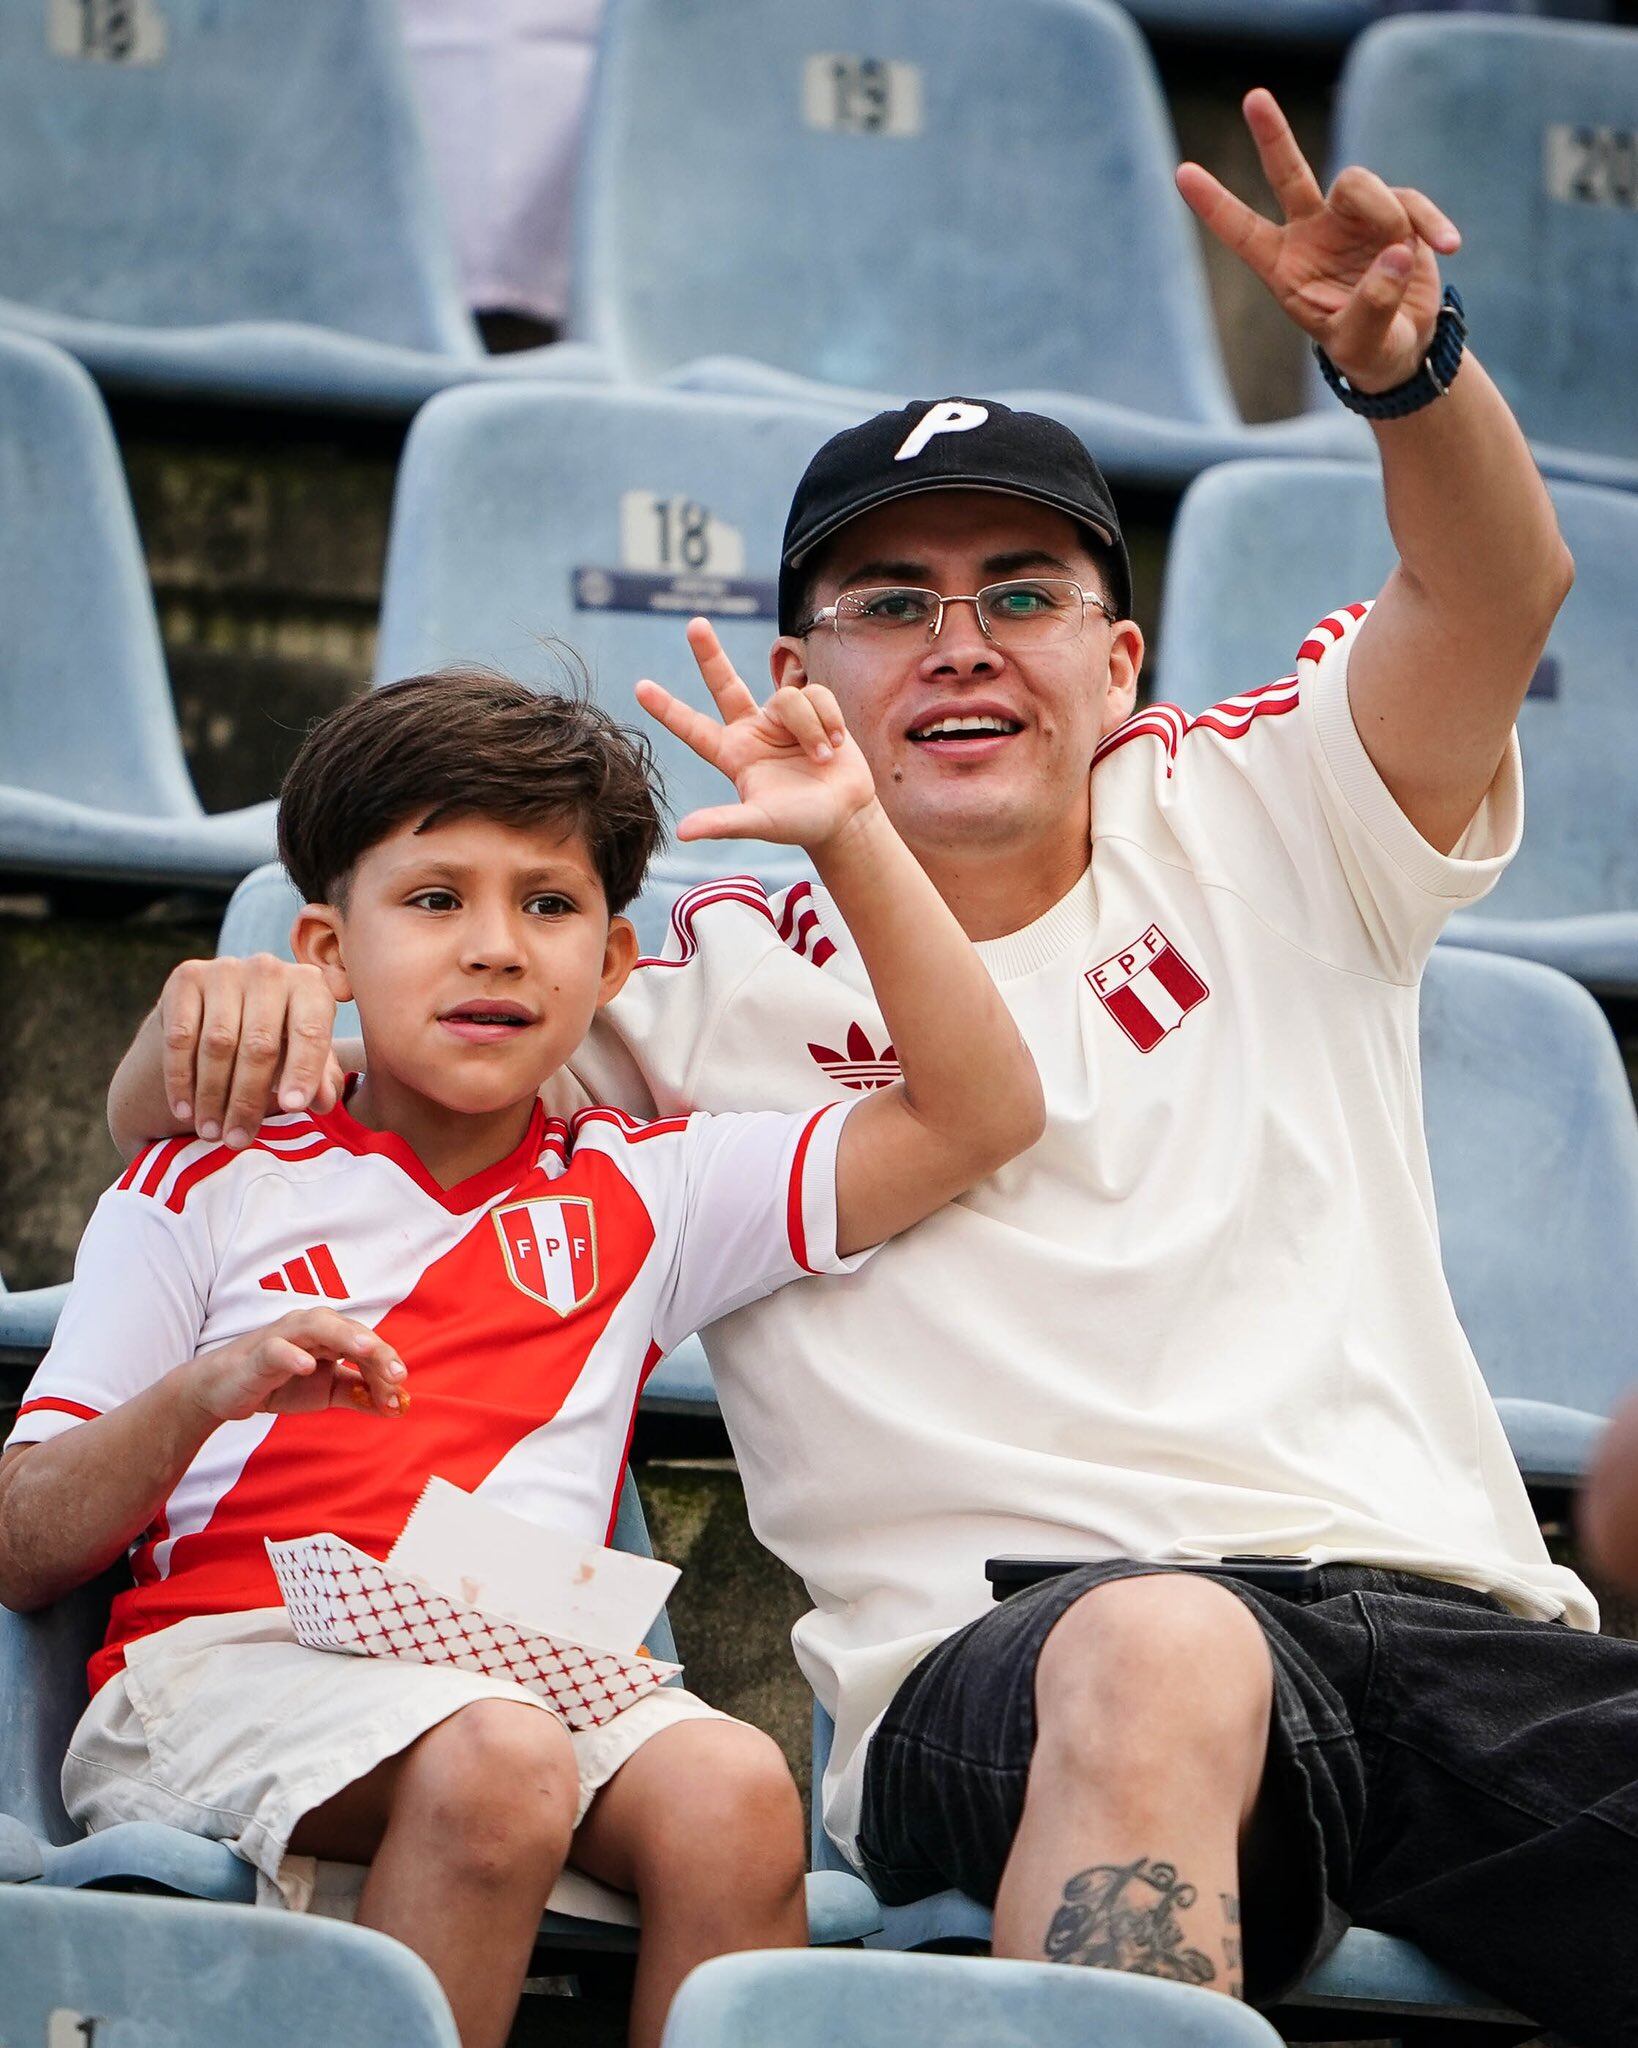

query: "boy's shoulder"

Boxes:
[114, 1109, 350, 1222]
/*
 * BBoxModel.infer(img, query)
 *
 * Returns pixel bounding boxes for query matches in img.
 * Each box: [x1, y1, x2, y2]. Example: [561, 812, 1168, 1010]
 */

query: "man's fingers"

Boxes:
[768, 686, 833, 761]
[271, 968, 339, 1116]
[1395, 185, 1460, 257]
[311, 1052, 345, 1117]
[1175, 162, 1282, 285]
[222, 957, 297, 1149]
[684, 618, 759, 724]
[674, 802, 769, 843]
[1322, 240, 1416, 376]
[1327, 165, 1411, 243]
[159, 967, 207, 1123]
[1242, 88, 1325, 220]
[801, 684, 848, 749]
[190, 970, 246, 1142]
[635, 677, 729, 767]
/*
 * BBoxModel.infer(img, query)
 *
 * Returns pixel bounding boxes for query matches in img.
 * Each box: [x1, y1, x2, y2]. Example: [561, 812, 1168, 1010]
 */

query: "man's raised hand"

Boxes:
[1176, 89, 1460, 395]
[636, 618, 877, 850]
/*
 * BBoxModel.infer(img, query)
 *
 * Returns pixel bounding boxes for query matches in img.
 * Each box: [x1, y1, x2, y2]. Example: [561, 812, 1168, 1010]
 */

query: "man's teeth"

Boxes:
[910, 715, 1021, 740]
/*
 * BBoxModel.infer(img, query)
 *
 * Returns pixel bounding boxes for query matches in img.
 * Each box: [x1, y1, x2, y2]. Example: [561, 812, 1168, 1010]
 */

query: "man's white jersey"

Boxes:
[9, 1092, 860, 1694]
[568, 603, 1596, 1863]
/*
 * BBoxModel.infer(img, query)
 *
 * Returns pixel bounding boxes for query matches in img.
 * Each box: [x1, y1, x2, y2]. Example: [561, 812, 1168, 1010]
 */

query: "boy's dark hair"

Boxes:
[278, 669, 665, 914]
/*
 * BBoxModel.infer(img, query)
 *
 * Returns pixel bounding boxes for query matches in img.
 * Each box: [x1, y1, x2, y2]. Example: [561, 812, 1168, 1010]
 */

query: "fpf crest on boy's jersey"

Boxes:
[493, 1196, 600, 1313]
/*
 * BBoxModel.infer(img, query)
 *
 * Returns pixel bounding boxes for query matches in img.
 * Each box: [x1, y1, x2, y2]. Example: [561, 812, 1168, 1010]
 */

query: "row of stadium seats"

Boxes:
[0, 1, 1633, 487]
[4, 331, 1634, 998]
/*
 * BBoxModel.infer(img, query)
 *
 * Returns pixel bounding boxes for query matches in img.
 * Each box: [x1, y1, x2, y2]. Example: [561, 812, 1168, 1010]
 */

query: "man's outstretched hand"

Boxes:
[1176, 89, 1460, 396]
[636, 618, 878, 850]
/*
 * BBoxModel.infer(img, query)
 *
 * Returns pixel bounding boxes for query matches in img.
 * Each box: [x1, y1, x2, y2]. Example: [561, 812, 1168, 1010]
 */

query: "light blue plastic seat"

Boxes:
[0, 0, 601, 415]
[0, 332, 277, 888]
[0, 1280, 71, 1369]
[1421, 947, 1638, 1490]
[573, 0, 1361, 490]
[0, 1884, 459, 2048]
[663, 1946, 1289, 2048]
[0, 1468, 878, 1947]
[807, 1705, 1528, 2027]
[1156, 459, 1638, 996]
[215, 856, 725, 1425]
[376, 383, 860, 899]
[1319, 15, 1638, 489]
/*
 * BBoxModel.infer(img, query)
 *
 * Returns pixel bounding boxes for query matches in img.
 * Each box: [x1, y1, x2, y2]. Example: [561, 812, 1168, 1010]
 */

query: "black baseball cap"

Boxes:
[779, 397, 1132, 633]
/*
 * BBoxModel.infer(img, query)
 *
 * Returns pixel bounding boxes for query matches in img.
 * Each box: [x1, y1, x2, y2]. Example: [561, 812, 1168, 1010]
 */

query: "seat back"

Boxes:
[1420, 947, 1638, 1420]
[1329, 16, 1638, 463]
[0, 0, 475, 355]
[0, 332, 197, 818]
[574, 0, 1236, 421]
[0, 1473, 672, 1845]
[376, 384, 857, 875]
[0, 1885, 459, 2048]
[1155, 459, 1638, 926]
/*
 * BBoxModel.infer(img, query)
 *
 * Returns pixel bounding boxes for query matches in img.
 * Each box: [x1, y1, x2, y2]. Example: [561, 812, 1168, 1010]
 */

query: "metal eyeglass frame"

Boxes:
[794, 578, 1120, 642]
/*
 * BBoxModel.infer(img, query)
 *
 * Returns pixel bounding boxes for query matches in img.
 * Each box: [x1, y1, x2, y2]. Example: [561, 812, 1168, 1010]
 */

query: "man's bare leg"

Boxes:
[991, 1574, 1274, 1997]
[571, 1718, 809, 2048]
[289, 1698, 579, 2048]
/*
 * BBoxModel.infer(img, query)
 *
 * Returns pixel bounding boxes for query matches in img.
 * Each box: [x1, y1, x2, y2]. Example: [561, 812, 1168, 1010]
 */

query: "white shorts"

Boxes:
[63, 1608, 728, 1915]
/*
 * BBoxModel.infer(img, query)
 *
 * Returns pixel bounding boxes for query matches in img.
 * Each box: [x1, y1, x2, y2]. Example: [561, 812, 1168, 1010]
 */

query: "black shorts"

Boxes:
[857, 1559, 1638, 2045]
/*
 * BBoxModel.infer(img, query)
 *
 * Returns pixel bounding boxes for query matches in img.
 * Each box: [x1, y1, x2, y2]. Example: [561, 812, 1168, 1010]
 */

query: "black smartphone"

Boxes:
[985, 1554, 1323, 1601]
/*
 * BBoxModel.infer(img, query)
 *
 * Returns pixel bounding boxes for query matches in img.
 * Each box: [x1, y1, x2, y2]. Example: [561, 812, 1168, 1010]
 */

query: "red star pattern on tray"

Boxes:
[266, 1534, 680, 1732]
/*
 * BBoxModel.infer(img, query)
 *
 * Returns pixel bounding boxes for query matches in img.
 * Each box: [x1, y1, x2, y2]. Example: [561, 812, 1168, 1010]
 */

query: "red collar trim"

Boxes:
[312, 1079, 547, 1213]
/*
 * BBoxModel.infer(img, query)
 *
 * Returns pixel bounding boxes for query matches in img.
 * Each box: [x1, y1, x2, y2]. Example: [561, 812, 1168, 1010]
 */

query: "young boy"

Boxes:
[0, 623, 1043, 2048]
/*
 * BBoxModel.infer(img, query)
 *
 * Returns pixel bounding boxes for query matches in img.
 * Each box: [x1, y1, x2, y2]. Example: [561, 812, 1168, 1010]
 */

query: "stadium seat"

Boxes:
[376, 383, 857, 897]
[1155, 459, 1638, 996]
[0, 332, 277, 889]
[0, 1885, 459, 2048]
[0, 1279, 69, 1370]
[0, 1469, 878, 1947]
[1322, 15, 1638, 490]
[806, 1705, 1531, 2030]
[214, 858, 723, 1422]
[1421, 947, 1638, 1491]
[663, 1946, 1289, 2048]
[571, 0, 1362, 490]
[0, 0, 602, 415]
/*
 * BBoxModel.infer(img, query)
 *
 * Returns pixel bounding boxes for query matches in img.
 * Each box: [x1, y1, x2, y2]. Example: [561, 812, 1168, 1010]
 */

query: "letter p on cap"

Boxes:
[895, 400, 989, 463]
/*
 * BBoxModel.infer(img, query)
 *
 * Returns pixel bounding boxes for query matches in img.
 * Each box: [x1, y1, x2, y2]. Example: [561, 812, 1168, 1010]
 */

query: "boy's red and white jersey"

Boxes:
[9, 1092, 859, 1693]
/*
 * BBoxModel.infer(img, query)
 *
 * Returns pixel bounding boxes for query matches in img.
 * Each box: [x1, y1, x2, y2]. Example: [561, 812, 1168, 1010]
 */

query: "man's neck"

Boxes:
[345, 1064, 538, 1191]
[913, 832, 1093, 944]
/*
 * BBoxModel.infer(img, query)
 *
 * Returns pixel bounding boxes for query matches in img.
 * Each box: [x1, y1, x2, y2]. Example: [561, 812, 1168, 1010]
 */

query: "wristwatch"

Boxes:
[1315, 286, 1466, 421]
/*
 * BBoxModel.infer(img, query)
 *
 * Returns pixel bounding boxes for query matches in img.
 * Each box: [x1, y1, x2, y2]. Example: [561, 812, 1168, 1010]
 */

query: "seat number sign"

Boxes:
[574, 493, 776, 619]
[48, 0, 166, 64]
[1544, 124, 1638, 211]
[802, 54, 923, 138]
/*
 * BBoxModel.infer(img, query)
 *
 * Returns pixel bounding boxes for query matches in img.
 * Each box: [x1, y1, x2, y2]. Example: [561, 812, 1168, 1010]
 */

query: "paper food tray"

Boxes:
[266, 1532, 680, 1733]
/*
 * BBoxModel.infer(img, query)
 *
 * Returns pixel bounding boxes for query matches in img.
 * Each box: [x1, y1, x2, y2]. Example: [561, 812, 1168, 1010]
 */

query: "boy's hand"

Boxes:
[187, 1310, 408, 1425]
[636, 618, 877, 851]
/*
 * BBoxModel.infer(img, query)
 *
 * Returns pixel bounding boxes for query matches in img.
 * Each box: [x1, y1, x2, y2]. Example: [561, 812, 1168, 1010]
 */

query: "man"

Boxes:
[107, 94, 1636, 2042]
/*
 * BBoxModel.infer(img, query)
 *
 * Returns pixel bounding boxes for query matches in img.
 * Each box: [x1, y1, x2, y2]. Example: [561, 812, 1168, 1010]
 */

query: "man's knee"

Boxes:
[1033, 1573, 1275, 1786]
[401, 1700, 577, 1888]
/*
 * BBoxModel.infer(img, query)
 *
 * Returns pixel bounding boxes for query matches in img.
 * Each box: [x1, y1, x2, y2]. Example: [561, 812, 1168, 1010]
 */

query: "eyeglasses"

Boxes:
[796, 578, 1118, 647]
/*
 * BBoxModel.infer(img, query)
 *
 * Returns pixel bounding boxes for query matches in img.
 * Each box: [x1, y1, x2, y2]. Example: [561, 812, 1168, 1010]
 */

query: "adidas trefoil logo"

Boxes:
[808, 1023, 901, 1092]
[258, 1244, 348, 1299]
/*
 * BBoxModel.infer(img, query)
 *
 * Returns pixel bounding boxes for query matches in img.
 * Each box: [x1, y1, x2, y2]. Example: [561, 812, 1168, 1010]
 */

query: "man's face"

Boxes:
[773, 491, 1143, 862]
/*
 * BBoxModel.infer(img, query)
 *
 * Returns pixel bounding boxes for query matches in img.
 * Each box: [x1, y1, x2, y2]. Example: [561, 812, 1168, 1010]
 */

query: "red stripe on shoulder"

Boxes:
[571, 1105, 693, 1145]
[17, 1396, 101, 1424]
[136, 1137, 192, 1200]
[785, 1105, 831, 1275]
[118, 1145, 158, 1192]
[164, 1144, 241, 1213]
[635, 876, 775, 970]
[1093, 706, 1187, 774]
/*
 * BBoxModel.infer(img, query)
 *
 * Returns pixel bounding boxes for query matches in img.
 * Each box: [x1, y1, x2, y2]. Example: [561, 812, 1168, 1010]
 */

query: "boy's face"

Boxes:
[294, 813, 637, 1119]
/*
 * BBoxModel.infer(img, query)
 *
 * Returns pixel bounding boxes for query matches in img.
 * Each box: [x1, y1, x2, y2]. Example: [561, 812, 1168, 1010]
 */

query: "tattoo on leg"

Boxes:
[1221, 1892, 1243, 1995]
[1043, 1858, 1217, 1985]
